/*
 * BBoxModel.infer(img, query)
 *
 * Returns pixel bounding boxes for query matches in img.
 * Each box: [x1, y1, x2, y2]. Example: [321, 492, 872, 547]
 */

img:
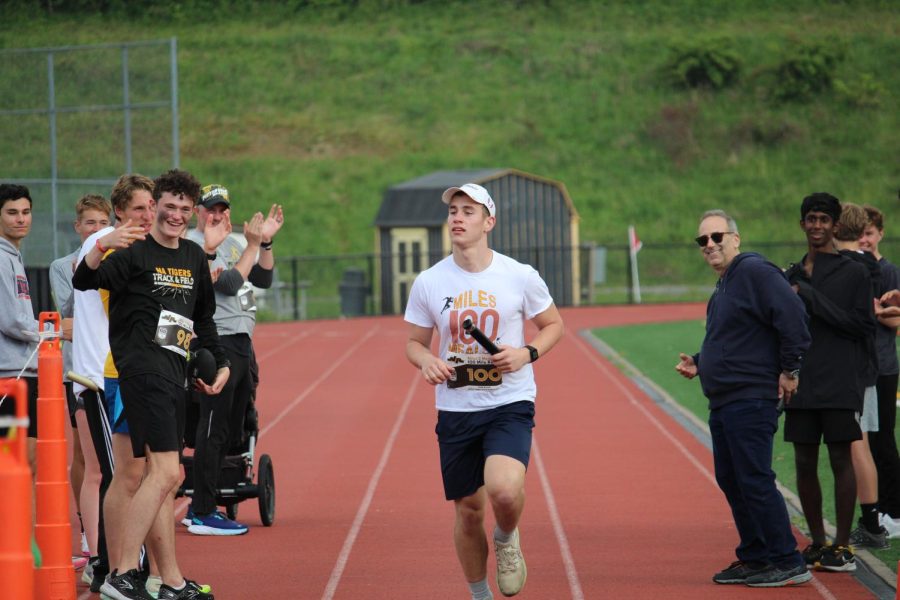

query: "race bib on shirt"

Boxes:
[154, 310, 193, 358]
[446, 351, 502, 389]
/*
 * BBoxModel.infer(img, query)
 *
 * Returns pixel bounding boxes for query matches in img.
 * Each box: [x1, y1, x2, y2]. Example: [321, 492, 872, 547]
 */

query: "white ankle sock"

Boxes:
[468, 577, 493, 600]
[493, 525, 513, 544]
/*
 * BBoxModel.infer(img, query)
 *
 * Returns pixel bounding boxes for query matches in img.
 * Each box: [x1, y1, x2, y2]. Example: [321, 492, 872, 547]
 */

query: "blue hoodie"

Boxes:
[695, 252, 810, 409]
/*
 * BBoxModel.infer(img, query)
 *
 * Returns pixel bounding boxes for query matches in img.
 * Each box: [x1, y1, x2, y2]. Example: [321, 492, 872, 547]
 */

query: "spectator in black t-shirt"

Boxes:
[74, 169, 227, 600]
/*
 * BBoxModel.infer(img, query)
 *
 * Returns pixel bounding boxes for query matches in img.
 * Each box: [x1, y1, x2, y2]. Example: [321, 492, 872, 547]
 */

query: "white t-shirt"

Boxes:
[404, 251, 553, 412]
[72, 227, 114, 394]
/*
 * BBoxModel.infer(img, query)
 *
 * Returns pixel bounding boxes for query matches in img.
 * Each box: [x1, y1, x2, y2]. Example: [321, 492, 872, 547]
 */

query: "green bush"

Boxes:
[663, 38, 742, 90]
[835, 73, 884, 109]
[768, 42, 844, 102]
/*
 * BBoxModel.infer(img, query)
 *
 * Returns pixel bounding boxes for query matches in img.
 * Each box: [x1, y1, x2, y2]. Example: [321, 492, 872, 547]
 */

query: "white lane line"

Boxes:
[532, 437, 585, 600]
[254, 325, 317, 362]
[570, 332, 717, 487]
[571, 333, 840, 600]
[259, 327, 378, 438]
[320, 371, 419, 600]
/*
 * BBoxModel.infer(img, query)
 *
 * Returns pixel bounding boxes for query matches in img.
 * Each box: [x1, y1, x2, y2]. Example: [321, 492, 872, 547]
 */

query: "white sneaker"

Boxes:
[81, 560, 94, 584]
[146, 574, 163, 599]
[494, 528, 527, 597]
[880, 513, 900, 538]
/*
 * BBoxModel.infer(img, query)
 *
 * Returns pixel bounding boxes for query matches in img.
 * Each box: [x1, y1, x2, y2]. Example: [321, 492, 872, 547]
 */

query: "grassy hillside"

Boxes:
[1, 1, 897, 261]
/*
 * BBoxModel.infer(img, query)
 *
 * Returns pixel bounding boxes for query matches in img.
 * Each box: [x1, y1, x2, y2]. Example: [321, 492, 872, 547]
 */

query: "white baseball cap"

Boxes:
[441, 183, 495, 217]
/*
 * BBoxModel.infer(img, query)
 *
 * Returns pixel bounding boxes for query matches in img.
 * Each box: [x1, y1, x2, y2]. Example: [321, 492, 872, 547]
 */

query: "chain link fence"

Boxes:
[0, 39, 179, 264]
[245, 238, 900, 320]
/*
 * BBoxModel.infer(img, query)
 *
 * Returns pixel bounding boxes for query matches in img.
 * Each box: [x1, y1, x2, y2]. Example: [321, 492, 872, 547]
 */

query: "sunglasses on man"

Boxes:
[695, 231, 734, 247]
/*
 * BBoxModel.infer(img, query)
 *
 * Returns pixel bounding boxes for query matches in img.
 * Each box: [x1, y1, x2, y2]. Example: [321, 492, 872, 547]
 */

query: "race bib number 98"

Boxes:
[154, 310, 194, 358]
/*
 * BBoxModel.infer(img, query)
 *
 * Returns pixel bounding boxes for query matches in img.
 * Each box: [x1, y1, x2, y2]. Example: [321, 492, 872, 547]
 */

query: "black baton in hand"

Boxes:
[462, 317, 500, 355]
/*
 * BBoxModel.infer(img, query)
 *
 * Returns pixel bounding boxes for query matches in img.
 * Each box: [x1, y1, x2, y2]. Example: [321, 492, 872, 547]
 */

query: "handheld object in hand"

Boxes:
[462, 317, 500, 355]
[190, 348, 217, 386]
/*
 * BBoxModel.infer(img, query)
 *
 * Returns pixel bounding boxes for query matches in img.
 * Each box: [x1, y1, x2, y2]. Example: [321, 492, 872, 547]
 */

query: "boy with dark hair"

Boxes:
[0, 183, 40, 470]
[74, 169, 227, 600]
[784, 192, 876, 572]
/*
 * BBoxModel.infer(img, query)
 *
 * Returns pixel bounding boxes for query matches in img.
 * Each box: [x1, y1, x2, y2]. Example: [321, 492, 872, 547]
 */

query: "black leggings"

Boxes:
[869, 374, 900, 516]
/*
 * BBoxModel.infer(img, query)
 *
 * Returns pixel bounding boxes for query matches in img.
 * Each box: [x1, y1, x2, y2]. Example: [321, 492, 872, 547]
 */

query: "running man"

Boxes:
[74, 169, 229, 600]
[404, 183, 564, 600]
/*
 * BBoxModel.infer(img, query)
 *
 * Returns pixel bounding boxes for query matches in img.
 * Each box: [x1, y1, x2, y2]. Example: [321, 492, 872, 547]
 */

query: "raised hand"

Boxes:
[203, 210, 232, 253]
[101, 219, 146, 250]
[260, 204, 284, 243]
[243, 212, 264, 247]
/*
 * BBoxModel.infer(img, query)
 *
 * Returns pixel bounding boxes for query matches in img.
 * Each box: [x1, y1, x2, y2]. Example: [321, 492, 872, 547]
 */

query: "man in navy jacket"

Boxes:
[677, 209, 812, 587]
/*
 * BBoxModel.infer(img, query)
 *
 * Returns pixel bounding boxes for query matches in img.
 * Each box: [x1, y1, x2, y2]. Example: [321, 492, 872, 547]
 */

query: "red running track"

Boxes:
[74, 304, 879, 599]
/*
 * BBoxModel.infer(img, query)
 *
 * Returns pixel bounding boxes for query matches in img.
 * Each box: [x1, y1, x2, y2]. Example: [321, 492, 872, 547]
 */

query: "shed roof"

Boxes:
[374, 168, 577, 227]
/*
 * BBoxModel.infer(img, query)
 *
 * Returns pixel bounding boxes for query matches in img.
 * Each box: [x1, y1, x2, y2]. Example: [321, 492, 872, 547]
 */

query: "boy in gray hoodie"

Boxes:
[0, 183, 40, 471]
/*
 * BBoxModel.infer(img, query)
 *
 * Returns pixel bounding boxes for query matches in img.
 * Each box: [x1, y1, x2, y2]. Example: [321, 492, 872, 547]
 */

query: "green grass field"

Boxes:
[1, 0, 897, 263]
[593, 319, 900, 572]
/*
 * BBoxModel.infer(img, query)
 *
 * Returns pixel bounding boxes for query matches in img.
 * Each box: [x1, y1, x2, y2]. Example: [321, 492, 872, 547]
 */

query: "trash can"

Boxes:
[338, 267, 368, 317]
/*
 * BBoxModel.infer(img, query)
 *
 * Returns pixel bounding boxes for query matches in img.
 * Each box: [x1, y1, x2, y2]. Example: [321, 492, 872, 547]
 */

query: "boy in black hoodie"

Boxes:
[784, 193, 875, 572]
[676, 209, 812, 587]
[833, 202, 888, 550]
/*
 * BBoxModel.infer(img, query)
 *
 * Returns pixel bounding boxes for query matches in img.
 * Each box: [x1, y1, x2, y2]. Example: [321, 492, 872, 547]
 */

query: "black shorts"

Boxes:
[784, 409, 862, 444]
[0, 376, 38, 438]
[119, 374, 186, 458]
[436, 400, 535, 501]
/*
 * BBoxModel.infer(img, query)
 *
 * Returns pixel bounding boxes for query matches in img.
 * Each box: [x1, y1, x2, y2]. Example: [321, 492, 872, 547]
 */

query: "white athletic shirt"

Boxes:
[72, 227, 114, 394]
[404, 251, 553, 412]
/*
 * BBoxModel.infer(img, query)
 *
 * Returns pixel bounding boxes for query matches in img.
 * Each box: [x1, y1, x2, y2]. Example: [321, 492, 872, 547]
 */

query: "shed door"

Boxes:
[391, 228, 428, 313]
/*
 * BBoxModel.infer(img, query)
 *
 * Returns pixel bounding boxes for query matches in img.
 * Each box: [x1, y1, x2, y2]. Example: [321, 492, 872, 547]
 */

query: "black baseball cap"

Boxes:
[200, 184, 230, 209]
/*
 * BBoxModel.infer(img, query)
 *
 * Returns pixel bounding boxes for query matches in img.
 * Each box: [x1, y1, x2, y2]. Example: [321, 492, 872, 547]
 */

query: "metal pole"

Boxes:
[169, 37, 179, 168]
[47, 53, 59, 259]
[122, 45, 132, 173]
[291, 257, 299, 321]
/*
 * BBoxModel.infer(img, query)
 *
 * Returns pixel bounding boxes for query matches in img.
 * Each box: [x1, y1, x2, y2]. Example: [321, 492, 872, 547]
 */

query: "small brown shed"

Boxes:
[373, 168, 580, 314]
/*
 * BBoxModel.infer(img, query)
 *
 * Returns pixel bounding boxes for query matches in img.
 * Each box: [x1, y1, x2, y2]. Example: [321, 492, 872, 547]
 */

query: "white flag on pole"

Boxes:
[628, 225, 642, 304]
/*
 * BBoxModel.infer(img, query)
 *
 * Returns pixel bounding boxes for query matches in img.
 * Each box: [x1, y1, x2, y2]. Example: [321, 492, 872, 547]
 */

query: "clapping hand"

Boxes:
[204, 210, 232, 252]
[260, 204, 284, 243]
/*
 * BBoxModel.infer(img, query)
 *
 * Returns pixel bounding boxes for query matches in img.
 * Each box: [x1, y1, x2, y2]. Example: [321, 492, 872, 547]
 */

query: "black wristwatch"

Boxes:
[525, 345, 539, 363]
[783, 369, 800, 380]
[205, 252, 217, 261]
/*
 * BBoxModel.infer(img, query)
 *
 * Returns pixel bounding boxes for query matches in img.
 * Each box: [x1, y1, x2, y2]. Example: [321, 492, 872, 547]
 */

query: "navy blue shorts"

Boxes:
[435, 400, 535, 501]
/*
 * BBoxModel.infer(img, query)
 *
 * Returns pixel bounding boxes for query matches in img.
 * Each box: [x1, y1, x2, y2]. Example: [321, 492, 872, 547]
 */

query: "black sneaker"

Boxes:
[849, 521, 890, 550]
[815, 545, 857, 572]
[157, 579, 215, 600]
[745, 564, 813, 587]
[89, 557, 109, 593]
[712, 560, 767, 584]
[801, 543, 826, 566]
[100, 569, 154, 600]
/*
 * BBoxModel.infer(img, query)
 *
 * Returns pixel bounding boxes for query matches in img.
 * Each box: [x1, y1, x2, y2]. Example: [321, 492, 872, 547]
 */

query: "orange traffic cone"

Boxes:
[34, 312, 75, 600]
[0, 378, 34, 600]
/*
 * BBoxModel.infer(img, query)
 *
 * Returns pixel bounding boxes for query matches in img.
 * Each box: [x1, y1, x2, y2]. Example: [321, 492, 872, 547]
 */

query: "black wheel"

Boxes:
[258, 454, 275, 526]
[225, 502, 239, 521]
